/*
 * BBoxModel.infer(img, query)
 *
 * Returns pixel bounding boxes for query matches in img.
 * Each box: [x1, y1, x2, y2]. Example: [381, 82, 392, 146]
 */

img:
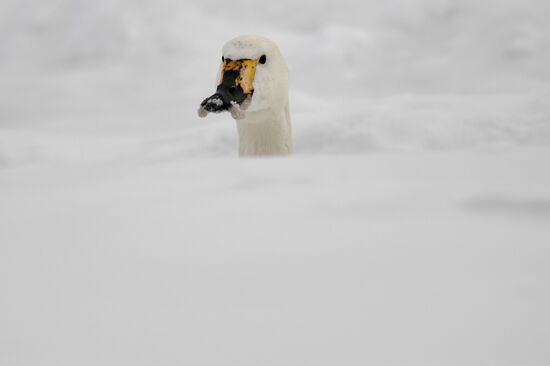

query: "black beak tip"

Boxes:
[200, 94, 228, 113]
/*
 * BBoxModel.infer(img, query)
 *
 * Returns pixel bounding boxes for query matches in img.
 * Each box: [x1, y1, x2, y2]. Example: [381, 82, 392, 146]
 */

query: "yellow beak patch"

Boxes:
[220, 59, 259, 95]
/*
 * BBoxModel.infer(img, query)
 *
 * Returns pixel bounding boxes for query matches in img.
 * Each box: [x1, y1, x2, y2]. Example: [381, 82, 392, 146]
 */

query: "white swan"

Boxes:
[198, 35, 293, 156]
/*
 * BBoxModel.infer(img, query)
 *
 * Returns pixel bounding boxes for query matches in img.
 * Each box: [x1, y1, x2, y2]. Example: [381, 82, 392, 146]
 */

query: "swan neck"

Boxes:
[236, 106, 293, 156]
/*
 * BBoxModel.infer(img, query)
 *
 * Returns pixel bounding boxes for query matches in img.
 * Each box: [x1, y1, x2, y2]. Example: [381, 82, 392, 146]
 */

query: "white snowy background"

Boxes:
[1, 0, 550, 365]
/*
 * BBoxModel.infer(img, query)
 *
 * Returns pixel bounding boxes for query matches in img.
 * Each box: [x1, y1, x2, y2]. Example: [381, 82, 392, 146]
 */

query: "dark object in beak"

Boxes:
[200, 70, 248, 113]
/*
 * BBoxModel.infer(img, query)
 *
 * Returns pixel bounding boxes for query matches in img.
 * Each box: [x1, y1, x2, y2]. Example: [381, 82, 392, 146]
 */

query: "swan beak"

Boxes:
[198, 59, 258, 118]
[223, 59, 257, 96]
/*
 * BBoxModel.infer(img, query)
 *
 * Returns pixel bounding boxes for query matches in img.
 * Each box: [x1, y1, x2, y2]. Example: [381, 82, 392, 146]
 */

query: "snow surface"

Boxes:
[1, 0, 550, 365]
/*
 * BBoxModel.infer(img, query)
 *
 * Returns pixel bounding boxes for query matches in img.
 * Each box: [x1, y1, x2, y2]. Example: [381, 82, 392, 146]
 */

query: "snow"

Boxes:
[1, 0, 550, 365]
[212, 98, 223, 107]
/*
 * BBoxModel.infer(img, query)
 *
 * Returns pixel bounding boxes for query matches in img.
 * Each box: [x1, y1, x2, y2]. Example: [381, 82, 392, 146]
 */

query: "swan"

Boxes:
[198, 35, 293, 156]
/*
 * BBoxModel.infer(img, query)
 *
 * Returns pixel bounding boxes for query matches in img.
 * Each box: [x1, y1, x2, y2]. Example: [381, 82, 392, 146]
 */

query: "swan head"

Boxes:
[198, 35, 289, 120]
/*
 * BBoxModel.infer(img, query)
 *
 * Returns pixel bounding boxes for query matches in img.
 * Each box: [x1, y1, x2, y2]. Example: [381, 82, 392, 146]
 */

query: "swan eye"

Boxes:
[222, 56, 225, 62]
[259, 55, 267, 64]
